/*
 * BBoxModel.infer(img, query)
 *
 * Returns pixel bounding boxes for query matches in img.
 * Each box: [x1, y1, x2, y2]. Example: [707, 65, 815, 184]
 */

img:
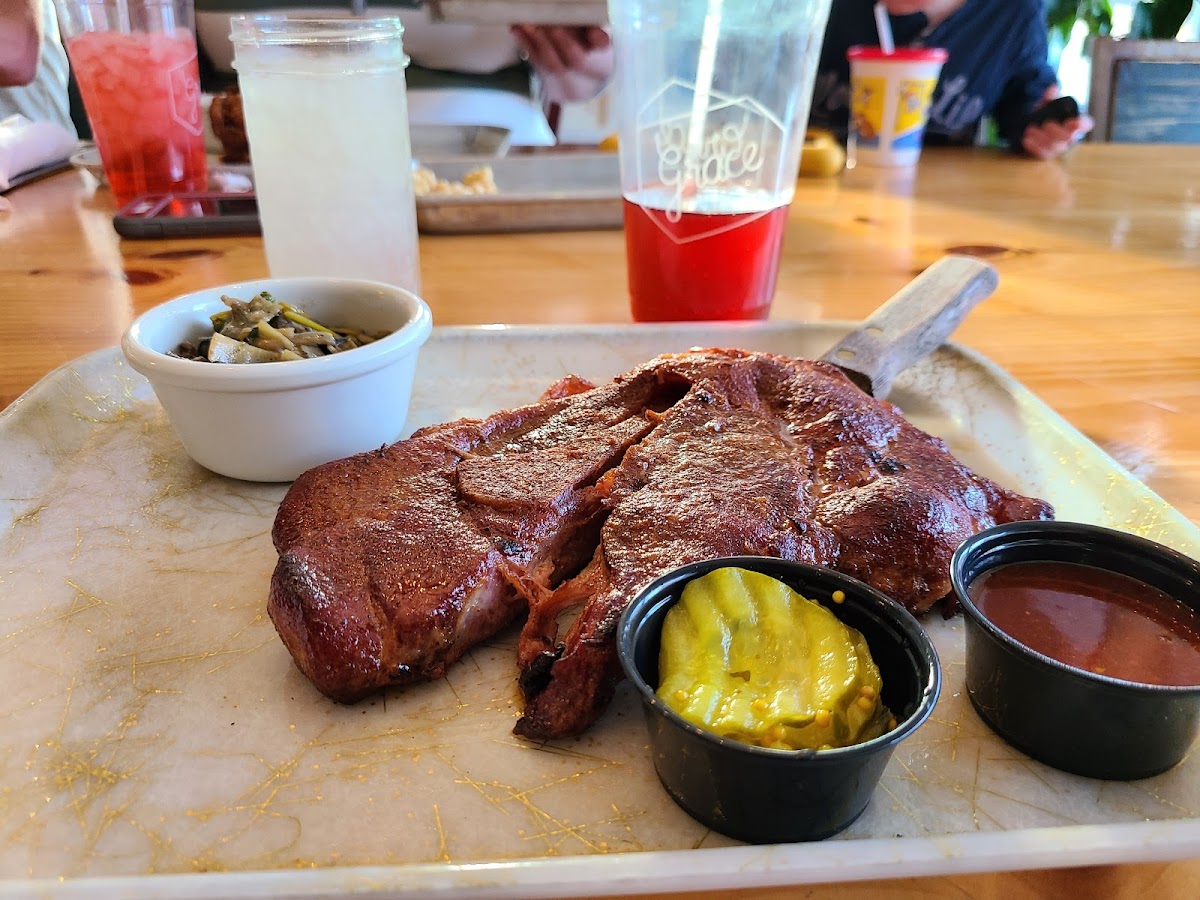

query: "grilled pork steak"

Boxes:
[269, 349, 1052, 737]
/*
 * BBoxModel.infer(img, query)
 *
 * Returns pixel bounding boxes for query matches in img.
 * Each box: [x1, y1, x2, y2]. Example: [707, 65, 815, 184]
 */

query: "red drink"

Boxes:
[66, 29, 208, 207]
[623, 198, 790, 322]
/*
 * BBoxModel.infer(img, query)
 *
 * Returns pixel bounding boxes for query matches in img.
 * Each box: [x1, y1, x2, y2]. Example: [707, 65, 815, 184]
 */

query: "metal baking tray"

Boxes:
[415, 152, 622, 234]
[427, 0, 608, 25]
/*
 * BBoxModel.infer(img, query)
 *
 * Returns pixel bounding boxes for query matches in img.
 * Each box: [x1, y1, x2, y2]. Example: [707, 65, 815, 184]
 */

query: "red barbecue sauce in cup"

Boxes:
[967, 561, 1200, 686]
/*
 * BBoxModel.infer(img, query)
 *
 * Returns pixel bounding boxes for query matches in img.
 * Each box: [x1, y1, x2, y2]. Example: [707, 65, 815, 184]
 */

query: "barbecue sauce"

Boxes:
[968, 561, 1200, 687]
[656, 567, 893, 750]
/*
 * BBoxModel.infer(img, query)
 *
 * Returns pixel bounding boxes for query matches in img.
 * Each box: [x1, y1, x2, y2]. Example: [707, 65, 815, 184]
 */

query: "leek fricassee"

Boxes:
[172, 292, 392, 363]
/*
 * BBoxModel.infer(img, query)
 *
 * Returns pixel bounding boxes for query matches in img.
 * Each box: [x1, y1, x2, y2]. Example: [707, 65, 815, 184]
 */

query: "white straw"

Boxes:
[117, 0, 131, 33]
[681, 0, 724, 218]
[873, 2, 894, 53]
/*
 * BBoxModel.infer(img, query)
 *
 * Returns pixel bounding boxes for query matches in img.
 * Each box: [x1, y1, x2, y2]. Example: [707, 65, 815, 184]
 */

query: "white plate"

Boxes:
[1, 322, 1198, 899]
[67, 142, 105, 181]
[407, 87, 556, 147]
[411, 123, 512, 158]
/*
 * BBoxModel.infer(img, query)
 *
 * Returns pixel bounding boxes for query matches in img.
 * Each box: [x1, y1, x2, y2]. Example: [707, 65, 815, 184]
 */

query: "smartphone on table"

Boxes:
[113, 192, 260, 238]
[1026, 96, 1081, 127]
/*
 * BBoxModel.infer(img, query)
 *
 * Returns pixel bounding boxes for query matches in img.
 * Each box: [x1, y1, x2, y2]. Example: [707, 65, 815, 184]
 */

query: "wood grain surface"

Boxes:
[1, 143, 1198, 897]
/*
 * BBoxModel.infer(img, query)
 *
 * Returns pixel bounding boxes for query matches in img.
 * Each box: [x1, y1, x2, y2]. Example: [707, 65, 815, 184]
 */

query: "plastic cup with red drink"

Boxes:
[54, 0, 208, 207]
[607, 0, 834, 322]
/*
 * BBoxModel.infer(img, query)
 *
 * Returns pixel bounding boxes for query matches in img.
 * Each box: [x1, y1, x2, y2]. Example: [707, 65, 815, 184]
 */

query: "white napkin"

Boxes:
[0, 115, 77, 192]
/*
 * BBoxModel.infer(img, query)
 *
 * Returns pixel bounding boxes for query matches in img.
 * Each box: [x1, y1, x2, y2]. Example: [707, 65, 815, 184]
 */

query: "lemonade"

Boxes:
[231, 18, 420, 292]
[66, 28, 208, 206]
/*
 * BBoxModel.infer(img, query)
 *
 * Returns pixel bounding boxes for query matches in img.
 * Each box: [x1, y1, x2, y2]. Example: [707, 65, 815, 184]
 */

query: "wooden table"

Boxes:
[1, 144, 1198, 898]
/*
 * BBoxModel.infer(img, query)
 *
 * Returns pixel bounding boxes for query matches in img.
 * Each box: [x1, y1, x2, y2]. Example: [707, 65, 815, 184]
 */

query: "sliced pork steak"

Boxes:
[269, 349, 1052, 736]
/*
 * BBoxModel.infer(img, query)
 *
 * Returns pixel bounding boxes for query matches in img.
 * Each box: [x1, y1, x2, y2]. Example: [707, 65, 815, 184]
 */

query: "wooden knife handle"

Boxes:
[819, 254, 999, 398]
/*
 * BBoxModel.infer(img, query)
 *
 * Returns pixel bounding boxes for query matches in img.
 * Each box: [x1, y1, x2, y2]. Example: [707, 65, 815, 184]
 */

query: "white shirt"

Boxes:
[195, 5, 522, 76]
[0, 0, 75, 136]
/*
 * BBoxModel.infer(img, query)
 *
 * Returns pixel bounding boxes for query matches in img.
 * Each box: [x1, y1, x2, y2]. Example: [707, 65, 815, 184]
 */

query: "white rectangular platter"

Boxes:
[1, 322, 1198, 899]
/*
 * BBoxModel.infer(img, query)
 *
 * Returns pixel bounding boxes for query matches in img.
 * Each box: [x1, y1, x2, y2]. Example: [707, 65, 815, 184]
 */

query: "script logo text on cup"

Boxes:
[168, 53, 204, 137]
[636, 80, 782, 243]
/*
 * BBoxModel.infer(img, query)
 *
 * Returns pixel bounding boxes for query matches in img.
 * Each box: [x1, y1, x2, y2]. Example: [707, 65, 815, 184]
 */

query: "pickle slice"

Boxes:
[657, 567, 891, 751]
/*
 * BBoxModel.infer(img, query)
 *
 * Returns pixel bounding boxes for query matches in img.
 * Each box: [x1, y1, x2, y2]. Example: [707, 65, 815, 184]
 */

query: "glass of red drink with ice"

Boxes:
[608, 0, 833, 322]
[54, 0, 208, 208]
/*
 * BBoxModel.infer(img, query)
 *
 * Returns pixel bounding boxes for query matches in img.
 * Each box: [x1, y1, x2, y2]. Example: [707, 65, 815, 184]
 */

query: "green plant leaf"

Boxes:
[1046, 0, 1113, 42]
[1047, 0, 1083, 44]
[1080, 0, 1114, 35]
[1130, 0, 1193, 39]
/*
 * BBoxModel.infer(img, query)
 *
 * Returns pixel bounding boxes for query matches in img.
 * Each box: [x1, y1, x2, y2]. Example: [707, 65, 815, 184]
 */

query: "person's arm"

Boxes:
[991, 5, 1091, 159]
[0, 0, 42, 87]
[510, 25, 613, 103]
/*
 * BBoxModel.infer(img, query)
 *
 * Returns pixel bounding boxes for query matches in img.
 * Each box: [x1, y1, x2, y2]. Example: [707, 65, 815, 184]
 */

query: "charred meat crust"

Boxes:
[269, 349, 1053, 737]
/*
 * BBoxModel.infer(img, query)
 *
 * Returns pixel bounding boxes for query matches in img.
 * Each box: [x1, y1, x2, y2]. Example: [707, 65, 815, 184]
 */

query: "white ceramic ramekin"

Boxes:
[121, 276, 433, 482]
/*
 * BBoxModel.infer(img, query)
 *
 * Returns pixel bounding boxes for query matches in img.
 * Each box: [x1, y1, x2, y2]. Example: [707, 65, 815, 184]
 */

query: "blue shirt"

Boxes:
[809, 0, 1057, 147]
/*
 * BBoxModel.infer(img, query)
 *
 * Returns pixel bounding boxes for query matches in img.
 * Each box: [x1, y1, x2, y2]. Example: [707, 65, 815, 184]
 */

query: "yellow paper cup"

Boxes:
[847, 46, 947, 167]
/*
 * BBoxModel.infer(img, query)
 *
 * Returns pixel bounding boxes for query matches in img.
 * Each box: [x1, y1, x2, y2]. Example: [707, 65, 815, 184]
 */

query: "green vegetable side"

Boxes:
[172, 291, 389, 363]
[657, 567, 895, 751]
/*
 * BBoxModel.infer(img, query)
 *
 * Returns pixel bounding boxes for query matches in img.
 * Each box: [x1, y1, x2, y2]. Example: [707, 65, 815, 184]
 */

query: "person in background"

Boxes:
[0, 0, 40, 87]
[510, 23, 611, 103]
[810, 0, 1092, 160]
[0, 0, 76, 134]
[194, 2, 610, 105]
[194, 2, 611, 146]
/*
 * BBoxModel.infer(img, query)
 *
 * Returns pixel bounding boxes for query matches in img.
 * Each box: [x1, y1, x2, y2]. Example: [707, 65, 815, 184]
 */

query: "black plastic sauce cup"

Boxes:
[950, 520, 1200, 780]
[616, 556, 941, 844]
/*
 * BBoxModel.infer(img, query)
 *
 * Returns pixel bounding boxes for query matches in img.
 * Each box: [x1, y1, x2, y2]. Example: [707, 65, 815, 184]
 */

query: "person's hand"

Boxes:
[1021, 114, 1093, 160]
[1020, 87, 1093, 160]
[510, 25, 611, 77]
[510, 25, 614, 103]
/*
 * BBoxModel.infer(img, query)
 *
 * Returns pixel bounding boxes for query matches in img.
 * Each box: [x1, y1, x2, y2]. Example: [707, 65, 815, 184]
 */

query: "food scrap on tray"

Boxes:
[172, 291, 389, 363]
[412, 164, 498, 196]
[267, 348, 1053, 740]
[209, 86, 249, 164]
